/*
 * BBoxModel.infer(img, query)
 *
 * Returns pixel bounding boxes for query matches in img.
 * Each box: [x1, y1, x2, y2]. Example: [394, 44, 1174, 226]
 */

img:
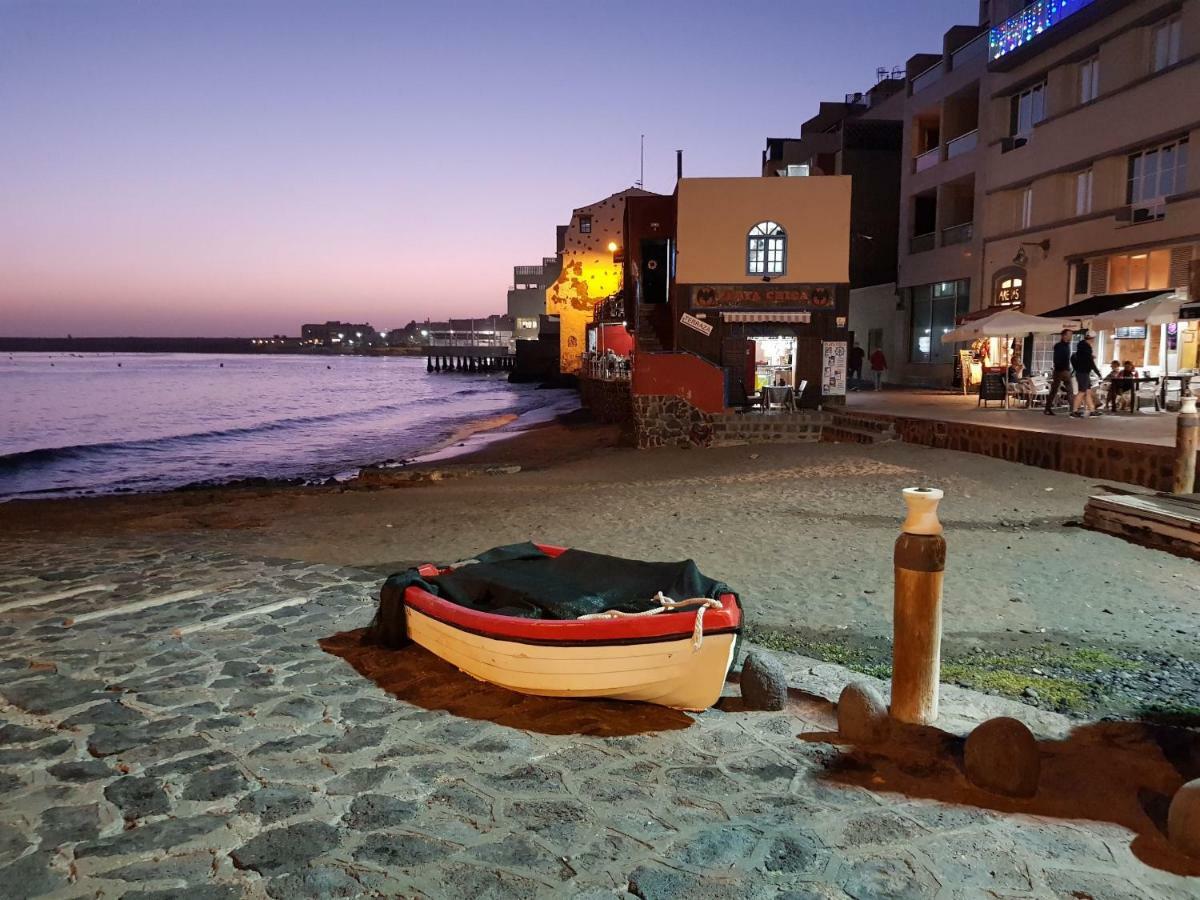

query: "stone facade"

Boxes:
[634, 395, 827, 449]
[578, 377, 632, 425]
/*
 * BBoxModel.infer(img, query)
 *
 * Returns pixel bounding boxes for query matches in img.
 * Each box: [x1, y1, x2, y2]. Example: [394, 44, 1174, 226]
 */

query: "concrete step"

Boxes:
[821, 424, 897, 444]
[828, 413, 897, 435]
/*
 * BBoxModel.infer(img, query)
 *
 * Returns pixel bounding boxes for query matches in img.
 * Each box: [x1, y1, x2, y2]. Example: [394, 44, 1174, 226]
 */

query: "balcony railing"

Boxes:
[581, 354, 631, 382]
[942, 222, 974, 246]
[911, 61, 943, 94]
[910, 232, 937, 254]
[989, 0, 1098, 63]
[914, 147, 941, 173]
[950, 32, 988, 69]
[946, 129, 979, 159]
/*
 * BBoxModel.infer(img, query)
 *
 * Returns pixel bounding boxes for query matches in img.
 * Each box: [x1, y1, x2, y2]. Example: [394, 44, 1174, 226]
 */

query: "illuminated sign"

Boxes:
[690, 284, 837, 310]
[989, 0, 1098, 62]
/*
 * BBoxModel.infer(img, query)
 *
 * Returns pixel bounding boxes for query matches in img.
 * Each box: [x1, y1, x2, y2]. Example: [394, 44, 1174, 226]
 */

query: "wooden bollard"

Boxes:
[891, 487, 947, 725]
[1173, 394, 1197, 495]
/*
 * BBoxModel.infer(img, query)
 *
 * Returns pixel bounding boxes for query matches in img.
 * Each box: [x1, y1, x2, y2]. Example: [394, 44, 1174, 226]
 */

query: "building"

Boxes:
[624, 175, 851, 410]
[546, 187, 656, 375]
[299, 321, 381, 350]
[506, 256, 561, 341]
[894, 20, 991, 385]
[979, 0, 1200, 373]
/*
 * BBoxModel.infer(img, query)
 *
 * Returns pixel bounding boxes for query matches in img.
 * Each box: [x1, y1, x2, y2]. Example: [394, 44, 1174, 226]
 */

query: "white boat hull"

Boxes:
[405, 606, 737, 711]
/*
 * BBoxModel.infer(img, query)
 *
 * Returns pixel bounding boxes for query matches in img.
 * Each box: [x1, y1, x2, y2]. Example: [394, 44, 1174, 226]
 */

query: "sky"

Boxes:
[0, 0, 975, 337]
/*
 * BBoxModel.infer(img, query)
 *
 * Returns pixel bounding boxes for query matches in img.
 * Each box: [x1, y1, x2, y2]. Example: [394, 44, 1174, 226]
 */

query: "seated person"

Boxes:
[1006, 360, 1036, 401]
[1108, 360, 1136, 410]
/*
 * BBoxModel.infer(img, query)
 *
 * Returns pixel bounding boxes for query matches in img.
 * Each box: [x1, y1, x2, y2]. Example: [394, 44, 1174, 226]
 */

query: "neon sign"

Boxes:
[989, 0, 1098, 61]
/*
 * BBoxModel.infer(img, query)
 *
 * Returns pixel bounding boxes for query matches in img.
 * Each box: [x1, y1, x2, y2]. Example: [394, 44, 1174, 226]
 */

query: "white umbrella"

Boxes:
[1088, 293, 1184, 330]
[940, 308, 1075, 344]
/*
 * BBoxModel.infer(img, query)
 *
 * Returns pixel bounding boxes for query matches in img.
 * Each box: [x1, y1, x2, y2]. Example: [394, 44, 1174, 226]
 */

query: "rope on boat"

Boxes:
[577, 592, 721, 651]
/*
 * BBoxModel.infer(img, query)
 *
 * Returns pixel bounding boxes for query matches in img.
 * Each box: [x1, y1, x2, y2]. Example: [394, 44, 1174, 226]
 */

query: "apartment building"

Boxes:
[894, 21, 992, 385]
[506, 257, 561, 341]
[980, 0, 1200, 372]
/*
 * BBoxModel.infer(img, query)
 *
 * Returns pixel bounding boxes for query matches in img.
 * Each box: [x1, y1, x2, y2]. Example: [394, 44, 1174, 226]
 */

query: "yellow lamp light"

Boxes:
[607, 241, 619, 252]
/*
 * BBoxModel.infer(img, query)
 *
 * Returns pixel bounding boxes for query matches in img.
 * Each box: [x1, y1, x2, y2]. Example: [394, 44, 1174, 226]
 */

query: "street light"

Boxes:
[607, 241, 619, 252]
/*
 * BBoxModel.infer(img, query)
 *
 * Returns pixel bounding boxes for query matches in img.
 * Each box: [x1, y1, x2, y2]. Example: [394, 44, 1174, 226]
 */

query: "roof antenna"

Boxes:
[676, 149, 683, 181]
[636, 134, 644, 189]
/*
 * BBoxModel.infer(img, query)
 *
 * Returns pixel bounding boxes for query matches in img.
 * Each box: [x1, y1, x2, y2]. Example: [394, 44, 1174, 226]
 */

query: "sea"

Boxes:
[0, 352, 578, 501]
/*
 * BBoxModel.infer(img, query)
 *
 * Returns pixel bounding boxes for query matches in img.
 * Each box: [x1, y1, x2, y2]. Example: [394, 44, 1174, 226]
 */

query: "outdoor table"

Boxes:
[1128, 376, 1160, 413]
[1160, 374, 1193, 408]
[761, 385, 795, 411]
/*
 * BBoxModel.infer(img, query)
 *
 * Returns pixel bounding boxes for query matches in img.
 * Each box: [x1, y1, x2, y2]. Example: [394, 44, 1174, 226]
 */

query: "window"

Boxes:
[1009, 81, 1046, 136]
[1079, 56, 1100, 103]
[996, 275, 1024, 307]
[579, 215, 592, 234]
[1128, 137, 1189, 220]
[910, 280, 970, 364]
[1153, 16, 1182, 72]
[1019, 187, 1033, 229]
[1108, 249, 1172, 292]
[1073, 261, 1091, 296]
[785, 164, 810, 176]
[1075, 169, 1094, 216]
[746, 221, 786, 276]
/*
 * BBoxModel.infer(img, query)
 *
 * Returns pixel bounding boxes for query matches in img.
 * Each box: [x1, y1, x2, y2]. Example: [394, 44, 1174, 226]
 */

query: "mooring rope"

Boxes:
[577, 591, 721, 651]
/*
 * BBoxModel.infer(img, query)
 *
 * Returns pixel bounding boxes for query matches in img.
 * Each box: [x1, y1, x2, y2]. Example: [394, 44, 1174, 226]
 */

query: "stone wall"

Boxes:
[634, 394, 827, 449]
[836, 410, 1183, 491]
[579, 376, 633, 425]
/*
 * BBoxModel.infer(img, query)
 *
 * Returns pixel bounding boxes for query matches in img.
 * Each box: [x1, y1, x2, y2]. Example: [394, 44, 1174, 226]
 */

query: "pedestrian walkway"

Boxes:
[0, 536, 1196, 897]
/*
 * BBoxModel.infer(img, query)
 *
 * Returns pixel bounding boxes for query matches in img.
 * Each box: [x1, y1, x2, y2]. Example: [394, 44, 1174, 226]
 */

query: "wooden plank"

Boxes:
[1089, 495, 1200, 529]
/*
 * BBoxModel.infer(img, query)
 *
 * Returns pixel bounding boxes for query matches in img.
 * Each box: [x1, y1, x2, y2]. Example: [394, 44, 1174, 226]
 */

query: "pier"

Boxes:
[425, 345, 515, 373]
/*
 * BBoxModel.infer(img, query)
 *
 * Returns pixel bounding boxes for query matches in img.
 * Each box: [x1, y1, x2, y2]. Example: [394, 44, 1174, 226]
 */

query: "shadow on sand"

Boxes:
[802, 716, 1200, 876]
[319, 627, 694, 737]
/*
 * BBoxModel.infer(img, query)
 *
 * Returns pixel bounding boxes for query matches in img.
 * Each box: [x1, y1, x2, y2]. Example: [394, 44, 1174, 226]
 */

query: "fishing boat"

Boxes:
[368, 542, 742, 711]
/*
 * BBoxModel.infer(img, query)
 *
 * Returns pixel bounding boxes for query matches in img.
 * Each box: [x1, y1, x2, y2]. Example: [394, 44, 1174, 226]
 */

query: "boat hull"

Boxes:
[405, 605, 737, 711]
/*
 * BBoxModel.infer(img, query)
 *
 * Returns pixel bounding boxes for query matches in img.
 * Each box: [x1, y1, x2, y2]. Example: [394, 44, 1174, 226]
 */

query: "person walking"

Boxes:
[869, 347, 887, 391]
[1044, 329, 1074, 416]
[848, 344, 865, 390]
[1070, 332, 1103, 418]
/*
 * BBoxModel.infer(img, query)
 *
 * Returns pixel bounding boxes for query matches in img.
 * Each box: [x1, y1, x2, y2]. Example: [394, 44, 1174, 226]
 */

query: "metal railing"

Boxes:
[946, 129, 979, 159]
[910, 232, 937, 254]
[911, 61, 943, 94]
[914, 147, 941, 173]
[942, 222, 974, 245]
[580, 355, 631, 382]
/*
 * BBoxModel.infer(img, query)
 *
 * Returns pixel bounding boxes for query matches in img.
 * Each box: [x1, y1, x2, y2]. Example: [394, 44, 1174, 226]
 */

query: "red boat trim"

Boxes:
[402, 584, 741, 645]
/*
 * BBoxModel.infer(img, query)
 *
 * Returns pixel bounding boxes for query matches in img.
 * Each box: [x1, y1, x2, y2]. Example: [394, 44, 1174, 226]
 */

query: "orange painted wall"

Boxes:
[631, 352, 727, 414]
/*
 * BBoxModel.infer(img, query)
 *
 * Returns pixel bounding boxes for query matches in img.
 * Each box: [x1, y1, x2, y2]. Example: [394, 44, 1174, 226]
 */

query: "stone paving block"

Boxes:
[341, 793, 418, 829]
[235, 785, 316, 824]
[38, 803, 105, 845]
[183, 765, 249, 801]
[0, 851, 65, 899]
[760, 828, 830, 877]
[835, 851, 942, 900]
[230, 821, 343, 876]
[265, 866, 365, 899]
[75, 814, 229, 858]
[0, 822, 33, 865]
[352, 831, 459, 869]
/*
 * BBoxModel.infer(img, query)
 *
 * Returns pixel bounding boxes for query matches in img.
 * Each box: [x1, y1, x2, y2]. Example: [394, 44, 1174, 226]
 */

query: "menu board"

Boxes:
[822, 341, 847, 396]
[979, 366, 1008, 404]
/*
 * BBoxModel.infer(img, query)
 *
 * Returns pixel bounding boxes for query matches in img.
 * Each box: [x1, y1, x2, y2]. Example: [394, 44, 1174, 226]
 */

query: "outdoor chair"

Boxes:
[1136, 380, 1161, 412]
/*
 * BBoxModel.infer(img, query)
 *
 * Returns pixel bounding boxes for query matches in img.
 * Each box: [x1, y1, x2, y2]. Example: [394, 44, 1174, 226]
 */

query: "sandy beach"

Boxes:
[3, 413, 1197, 721]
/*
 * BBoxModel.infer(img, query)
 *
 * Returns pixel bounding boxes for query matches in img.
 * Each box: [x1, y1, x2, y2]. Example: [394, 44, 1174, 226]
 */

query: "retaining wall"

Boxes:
[579, 377, 633, 425]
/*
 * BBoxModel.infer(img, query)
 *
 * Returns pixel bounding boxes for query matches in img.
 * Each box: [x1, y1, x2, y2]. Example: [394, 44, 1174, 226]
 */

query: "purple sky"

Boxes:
[0, 0, 974, 337]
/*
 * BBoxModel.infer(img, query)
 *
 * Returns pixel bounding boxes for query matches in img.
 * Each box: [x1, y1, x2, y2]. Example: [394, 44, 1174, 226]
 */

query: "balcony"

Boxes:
[989, 0, 1099, 66]
[910, 232, 937, 254]
[950, 32, 988, 70]
[911, 61, 943, 95]
[942, 222, 974, 246]
[914, 147, 941, 173]
[946, 129, 978, 159]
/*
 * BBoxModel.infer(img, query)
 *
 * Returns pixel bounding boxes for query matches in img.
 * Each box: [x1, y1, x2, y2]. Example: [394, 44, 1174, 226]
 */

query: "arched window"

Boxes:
[747, 221, 786, 276]
[992, 266, 1026, 307]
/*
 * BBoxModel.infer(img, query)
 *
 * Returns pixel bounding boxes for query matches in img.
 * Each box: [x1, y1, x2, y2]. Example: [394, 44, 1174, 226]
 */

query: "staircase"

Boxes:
[636, 304, 663, 352]
[822, 410, 899, 445]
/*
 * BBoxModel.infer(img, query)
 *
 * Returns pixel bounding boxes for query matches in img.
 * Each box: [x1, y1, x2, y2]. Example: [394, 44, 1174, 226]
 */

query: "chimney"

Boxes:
[676, 150, 683, 181]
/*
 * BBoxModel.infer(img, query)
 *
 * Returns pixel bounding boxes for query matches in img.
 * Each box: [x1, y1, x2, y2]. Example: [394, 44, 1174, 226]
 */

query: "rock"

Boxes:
[1022, 687, 1040, 701]
[837, 682, 890, 744]
[236, 786, 314, 824]
[963, 717, 1040, 798]
[75, 815, 227, 858]
[104, 777, 171, 820]
[266, 867, 363, 899]
[741, 651, 788, 711]
[183, 765, 248, 802]
[47, 760, 112, 783]
[341, 794, 418, 829]
[39, 804, 103, 846]
[1168, 778, 1200, 859]
[231, 822, 342, 876]
[0, 851, 63, 899]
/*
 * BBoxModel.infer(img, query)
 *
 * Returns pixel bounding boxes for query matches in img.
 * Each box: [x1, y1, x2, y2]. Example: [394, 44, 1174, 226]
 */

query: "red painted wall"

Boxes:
[631, 352, 727, 414]
[597, 324, 633, 357]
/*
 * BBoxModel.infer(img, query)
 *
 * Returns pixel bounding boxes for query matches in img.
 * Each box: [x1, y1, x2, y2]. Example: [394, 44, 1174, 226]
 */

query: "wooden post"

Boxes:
[1174, 394, 1198, 495]
[891, 487, 947, 725]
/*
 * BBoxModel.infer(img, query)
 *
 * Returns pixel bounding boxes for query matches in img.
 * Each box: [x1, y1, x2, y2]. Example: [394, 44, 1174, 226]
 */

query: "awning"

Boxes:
[720, 311, 812, 323]
[1040, 290, 1170, 319]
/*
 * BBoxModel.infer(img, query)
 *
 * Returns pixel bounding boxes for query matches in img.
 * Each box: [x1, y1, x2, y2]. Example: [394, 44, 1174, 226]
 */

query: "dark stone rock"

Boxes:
[667, 824, 759, 870]
[430, 783, 492, 819]
[483, 763, 567, 794]
[266, 697, 324, 722]
[341, 794, 418, 829]
[220, 660, 258, 677]
[0, 676, 110, 714]
[183, 766, 249, 802]
[741, 651, 788, 711]
[104, 776, 171, 819]
[231, 822, 342, 876]
[837, 682, 890, 744]
[352, 832, 455, 868]
[319, 726, 387, 754]
[235, 786, 315, 825]
[761, 829, 827, 876]
[75, 814, 227, 858]
[266, 867, 363, 899]
[0, 740, 73, 764]
[0, 823, 31, 865]
[39, 804, 103, 845]
[47, 759, 112, 783]
[627, 865, 748, 900]
[121, 887, 242, 900]
[104, 852, 215, 883]
[838, 853, 941, 900]
[0, 851, 62, 899]
[62, 701, 145, 727]
[0, 773, 21, 794]
[86, 716, 192, 757]
[339, 698, 396, 719]
[0, 724, 57, 745]
[249, 735, 323, 757]
[324, 766, 391, 795]
[1168, 777, 1200, 859]
[963, 717, 1040, 798]
[145, 748, 234, 777]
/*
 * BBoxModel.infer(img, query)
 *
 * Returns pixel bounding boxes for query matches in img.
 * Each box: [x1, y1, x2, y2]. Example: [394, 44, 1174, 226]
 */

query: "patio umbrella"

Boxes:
[1087, 293, 1185, 330]
[940, 308, 1075, 344]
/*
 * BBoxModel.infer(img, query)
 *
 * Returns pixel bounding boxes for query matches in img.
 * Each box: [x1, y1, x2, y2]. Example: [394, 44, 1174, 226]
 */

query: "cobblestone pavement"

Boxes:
[0, 536, 1197, 899]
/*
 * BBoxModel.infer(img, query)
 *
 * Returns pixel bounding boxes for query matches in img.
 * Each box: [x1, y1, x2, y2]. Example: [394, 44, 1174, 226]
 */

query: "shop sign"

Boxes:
[690, 284, 837, 311]
[821, 341, 847, 396]
[680, 313, 713, 336]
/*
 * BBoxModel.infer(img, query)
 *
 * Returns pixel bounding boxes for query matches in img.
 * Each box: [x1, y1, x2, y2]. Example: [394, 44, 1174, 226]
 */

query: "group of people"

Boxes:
[1037, 328, 1141, 417]
[848, 344, 887, 391]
